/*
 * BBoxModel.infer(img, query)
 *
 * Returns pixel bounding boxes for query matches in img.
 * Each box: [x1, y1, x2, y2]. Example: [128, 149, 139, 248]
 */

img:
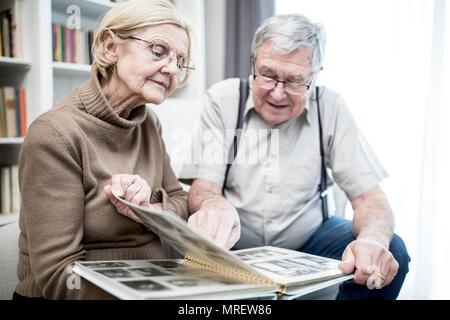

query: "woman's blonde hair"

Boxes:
[92, 0, 193, 83]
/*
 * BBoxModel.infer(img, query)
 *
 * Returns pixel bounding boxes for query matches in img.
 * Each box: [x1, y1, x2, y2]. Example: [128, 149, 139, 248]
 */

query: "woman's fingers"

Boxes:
[105, 174, 152, 224]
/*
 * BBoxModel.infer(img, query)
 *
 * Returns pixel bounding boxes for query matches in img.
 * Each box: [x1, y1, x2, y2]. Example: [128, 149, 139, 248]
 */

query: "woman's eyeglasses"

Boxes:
[114, 32, 195, 83]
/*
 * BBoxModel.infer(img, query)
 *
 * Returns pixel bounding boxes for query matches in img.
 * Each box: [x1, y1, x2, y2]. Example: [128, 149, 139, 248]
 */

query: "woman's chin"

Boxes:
[142, 90, 166, 105]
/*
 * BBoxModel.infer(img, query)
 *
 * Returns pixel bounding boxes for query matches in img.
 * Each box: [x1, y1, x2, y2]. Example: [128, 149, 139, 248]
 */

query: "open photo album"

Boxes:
[72, 196, 353, 300]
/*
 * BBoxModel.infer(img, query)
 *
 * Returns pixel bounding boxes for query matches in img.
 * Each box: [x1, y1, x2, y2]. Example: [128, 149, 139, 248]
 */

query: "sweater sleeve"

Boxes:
[149, 114, 189, 221]
[18, 118, 112, 299]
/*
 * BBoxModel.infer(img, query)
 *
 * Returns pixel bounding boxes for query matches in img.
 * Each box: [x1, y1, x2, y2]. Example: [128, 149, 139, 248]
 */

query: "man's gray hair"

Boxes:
[251, 14, 326, 72]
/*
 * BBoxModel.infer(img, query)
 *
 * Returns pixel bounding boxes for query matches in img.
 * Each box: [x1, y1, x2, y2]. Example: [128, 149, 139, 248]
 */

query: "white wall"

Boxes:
[205, 0, 226, 88]
[153, 0, 228, 174]
[152, 0, 209, 174]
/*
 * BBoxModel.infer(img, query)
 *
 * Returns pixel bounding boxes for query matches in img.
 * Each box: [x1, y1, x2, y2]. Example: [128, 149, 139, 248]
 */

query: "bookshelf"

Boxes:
[0, 56, 31, 72]
[0, 0, 206, 152]
[0, 0, 206, 220]
[53, 62, 92, 76]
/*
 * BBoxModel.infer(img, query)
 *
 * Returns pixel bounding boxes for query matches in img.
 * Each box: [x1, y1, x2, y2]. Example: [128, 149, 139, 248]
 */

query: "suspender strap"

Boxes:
[316, 86, 329, 221]
[222, 79, 249, 195]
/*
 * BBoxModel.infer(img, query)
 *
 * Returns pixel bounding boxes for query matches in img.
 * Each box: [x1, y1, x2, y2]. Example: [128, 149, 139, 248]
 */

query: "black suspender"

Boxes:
[316, 86, 329, 221]
[222, 79, 249, 195]
[221, 81, 329, 222]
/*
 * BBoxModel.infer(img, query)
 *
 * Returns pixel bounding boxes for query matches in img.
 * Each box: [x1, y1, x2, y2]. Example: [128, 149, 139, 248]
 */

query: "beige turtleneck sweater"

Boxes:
[15, 77, 188, 299]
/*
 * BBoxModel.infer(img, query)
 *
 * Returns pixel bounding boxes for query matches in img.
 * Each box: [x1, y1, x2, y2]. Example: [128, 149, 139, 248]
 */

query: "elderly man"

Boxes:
[184, 14, 410, 299]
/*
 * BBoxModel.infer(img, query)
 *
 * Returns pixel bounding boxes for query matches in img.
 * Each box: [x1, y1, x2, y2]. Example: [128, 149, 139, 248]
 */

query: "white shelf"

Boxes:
[0, 56, 31, 73]
[0, 137, 24, 144]
[53, 62, 92, 77]
[0, 213, 18, 227]
[52, 0, 116, 18]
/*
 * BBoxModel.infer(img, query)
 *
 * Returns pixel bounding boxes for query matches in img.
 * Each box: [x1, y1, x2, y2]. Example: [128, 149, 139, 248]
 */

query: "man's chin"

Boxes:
[261, 112, 290, 126]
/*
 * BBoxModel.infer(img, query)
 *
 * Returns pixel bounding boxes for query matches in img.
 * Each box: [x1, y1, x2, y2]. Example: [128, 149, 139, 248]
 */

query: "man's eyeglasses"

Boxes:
[251, 56, 321, 96]
[252, 74, 316, 96]
[114, 32, 195, 83]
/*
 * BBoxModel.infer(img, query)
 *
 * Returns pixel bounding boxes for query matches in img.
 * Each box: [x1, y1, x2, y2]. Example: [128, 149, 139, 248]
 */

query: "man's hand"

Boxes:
[104, 174, 161, 224]
[188, 204, 240, 250]
[339, 238, 399, 289]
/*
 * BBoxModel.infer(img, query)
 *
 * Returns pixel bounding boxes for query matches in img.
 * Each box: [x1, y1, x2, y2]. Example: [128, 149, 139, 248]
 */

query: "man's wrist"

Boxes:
[357, 232, 390, 249]
[200, 196, 230, 211]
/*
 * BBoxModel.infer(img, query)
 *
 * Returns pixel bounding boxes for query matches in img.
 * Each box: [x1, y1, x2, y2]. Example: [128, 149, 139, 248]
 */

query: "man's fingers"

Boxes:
[354, 268, 372, 285]
[351, 245, 374, 285]
[381, 257, 398, 288]
[188, 212, 205, 236]
[187, 214, 200, 231]
[214, 217, 234, 248]
[366, 273, 382, 290]
[354, 245, 373, 276]
[339, 246, 356, 274]
[225, 225, 241, 250]
[188, 209, 233, 248]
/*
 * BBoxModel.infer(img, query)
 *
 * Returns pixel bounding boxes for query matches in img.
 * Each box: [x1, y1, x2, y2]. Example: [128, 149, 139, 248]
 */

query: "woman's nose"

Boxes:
[161, 57, 179, 75]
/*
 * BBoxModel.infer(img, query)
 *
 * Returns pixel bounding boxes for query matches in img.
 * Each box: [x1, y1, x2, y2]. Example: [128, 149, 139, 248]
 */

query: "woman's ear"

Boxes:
[103, 30, 118, 64]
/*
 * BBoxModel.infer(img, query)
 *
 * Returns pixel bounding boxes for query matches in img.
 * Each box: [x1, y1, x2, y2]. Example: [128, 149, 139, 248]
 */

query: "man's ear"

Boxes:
[103, 30, 118, 64]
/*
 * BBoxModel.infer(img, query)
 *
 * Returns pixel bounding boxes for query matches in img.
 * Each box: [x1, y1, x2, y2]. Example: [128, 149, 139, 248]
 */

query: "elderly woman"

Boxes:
[14, 0, 193, 299]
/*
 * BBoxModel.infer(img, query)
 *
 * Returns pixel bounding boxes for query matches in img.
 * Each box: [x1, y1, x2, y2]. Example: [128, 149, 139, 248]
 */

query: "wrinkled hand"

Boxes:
[104, 174, 152, 224]
[188, 205, 241, 250]
[338, 238, 399, 289]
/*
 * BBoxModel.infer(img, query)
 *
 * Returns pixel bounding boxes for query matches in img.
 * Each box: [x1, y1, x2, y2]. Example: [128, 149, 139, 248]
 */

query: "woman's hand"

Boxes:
[104, 174, 152, 224]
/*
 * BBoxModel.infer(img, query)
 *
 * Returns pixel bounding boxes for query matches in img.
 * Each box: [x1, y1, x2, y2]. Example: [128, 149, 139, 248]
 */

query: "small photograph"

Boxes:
[251, 260, 315, 277]
[302, 255, 336, 265]
[285, 257, 334, 271]
[129, 267, 170, 277]
[166, 278, 204, 288]
[235, 248, 286, 261]
[121, 279, 169, 292]
[147, 260, 182, 269]
[272, 260, 316, 273]
[80, 261, 130, 269]
[95, 268, 135, 279]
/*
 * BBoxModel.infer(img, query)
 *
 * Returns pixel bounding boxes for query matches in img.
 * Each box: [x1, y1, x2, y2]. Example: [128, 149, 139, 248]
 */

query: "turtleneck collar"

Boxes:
[78, 76, 147, 128]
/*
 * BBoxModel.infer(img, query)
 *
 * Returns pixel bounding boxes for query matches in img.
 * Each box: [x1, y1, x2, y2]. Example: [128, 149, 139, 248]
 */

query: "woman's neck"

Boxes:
[100, 74, 145, 119]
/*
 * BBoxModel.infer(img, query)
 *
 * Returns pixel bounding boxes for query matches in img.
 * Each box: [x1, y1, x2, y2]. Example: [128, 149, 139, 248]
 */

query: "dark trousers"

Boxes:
[299, 216, 411, 300]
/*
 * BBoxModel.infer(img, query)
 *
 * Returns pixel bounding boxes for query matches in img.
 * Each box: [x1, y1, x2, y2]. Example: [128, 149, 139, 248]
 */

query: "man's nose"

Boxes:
[270, 82, 287, 100]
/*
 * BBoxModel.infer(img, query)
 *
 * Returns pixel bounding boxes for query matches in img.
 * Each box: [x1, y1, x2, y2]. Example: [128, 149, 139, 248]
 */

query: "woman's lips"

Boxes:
[149, 79, 169, 90]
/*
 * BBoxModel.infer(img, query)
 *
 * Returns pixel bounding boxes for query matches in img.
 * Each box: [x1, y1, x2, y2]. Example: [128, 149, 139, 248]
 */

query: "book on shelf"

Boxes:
[52, 23, 94, 65]
[73, 195, 353, 300]
[0, 164, 19, 216]
[0, 0, 23, 58]
[0, 86, 27, 138]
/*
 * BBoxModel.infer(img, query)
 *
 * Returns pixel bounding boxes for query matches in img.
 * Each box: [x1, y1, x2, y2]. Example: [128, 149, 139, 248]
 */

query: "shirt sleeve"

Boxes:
[326, 93, 388, 200]
[18, 118, 111, 299]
